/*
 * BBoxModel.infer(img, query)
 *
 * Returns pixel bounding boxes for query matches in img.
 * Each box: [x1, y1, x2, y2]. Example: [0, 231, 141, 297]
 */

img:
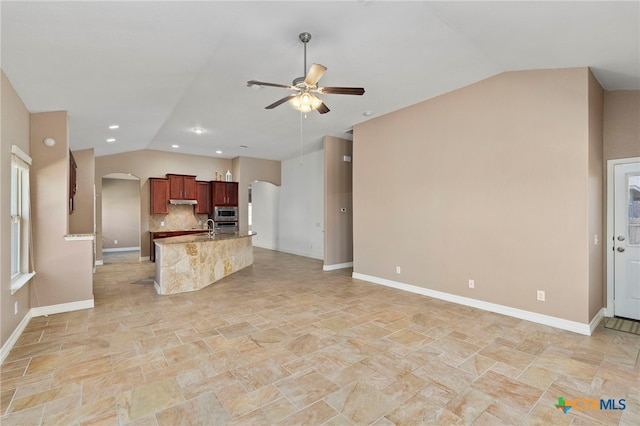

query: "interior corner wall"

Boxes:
[587, 71, 604, 321]
[69, 148, 95, 235]
[353, 68, 593, 325]
[278, 149, 324, 259]
[1, 70, 31, 349]
[323, 136, 353, 267]
[30, 111, 93, 307]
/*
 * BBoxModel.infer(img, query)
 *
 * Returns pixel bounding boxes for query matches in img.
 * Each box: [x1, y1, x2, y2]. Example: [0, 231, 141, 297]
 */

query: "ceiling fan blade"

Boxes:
[304, 64, 327, 86]
[247, 80, 294, 90]
[265, 94, 296, 109]
[318, 87, 365, 96]
[316, 102, 330, 114]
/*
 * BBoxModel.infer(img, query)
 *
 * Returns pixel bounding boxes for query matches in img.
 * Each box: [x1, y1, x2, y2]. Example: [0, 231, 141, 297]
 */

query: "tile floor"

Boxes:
[1, 248, 639, 425]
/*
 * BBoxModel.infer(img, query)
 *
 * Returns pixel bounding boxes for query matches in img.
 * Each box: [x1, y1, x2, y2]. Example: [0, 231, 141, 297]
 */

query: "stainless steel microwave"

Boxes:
[213, 206, 238, 222]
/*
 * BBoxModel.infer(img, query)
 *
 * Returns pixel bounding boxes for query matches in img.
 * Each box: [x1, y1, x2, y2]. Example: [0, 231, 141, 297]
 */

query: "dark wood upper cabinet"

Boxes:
[167, 174, 197, 200]
[195, 181, 210, 214]
[69, 151, 77, 214]
[211, 181, 238, 206]
[150, 178, 170, 215]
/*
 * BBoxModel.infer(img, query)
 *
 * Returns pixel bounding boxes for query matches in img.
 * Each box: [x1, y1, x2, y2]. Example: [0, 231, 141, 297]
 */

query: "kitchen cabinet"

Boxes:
[150, 178, 170, 215]
[167, 174, 197, 200]
[69, 151, 77, 214]
[150, 230, 206, 262]
[211, 181, 238, 206]
[195, 181, 210, 214]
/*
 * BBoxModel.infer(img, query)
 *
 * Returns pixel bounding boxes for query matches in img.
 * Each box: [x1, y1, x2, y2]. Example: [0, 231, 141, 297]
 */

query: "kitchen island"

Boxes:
[153, 231, 255, 295]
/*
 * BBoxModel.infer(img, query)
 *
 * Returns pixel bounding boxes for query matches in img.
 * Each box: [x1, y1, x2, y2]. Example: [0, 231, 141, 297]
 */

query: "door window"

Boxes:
[629, 174, 640, 245]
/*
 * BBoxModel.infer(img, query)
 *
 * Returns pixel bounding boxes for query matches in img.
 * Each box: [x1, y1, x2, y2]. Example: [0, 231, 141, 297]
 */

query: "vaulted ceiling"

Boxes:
[2, 1, 638, 161]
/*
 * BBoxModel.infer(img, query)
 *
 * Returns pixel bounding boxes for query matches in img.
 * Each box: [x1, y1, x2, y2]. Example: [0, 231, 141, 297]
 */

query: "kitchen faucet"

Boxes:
[206, 219, 215, 238]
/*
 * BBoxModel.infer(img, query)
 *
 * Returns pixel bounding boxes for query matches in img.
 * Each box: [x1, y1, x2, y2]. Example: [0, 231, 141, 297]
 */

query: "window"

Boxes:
[10, 145, 34, 294]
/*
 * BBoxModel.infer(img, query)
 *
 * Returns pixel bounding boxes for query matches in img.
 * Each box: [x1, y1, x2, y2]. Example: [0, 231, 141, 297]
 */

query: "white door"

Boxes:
[614, 162, 640, 320]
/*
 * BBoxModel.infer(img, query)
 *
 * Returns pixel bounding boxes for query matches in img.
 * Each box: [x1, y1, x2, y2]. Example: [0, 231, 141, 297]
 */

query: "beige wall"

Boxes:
[95, 150, 232, 260]
[353, 68, 599, 325]
[588, 71, 604, 320]
[233, 156, 281, 233]
[1, 71, 32, 348]
[30, 111, 94, 307]
[69, 148, 95, 234]
[102, 178, 140, 249]
[324, 136, 353, 267]
[603, 91, 640, 161]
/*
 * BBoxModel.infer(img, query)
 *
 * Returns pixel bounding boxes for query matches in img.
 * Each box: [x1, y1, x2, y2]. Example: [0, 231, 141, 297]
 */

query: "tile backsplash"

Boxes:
[149, 204, 209, 231]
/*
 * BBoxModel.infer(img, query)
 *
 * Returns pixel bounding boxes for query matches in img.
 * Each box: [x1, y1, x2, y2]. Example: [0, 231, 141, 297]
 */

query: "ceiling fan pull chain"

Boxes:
[299, 110, 304, 166]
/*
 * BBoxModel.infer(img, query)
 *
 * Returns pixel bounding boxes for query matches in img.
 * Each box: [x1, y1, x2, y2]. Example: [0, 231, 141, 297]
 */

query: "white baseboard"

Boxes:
[0, 311, 33, 363]
[323, 262, 353, 271]
[253, 242, 277, 251]
[1, 298, 95, 364]
[102, 247, 140, 253]
[275, 247, 324, 261]
[352, 273, 599, 336]
[31, 299, 94, 317]
[589, 308, 606, 334]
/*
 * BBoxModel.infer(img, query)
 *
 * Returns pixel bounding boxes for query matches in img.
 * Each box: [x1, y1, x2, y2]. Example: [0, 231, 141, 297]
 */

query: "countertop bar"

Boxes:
[154, 231, 256, 295]
[154, 231, 255, 245]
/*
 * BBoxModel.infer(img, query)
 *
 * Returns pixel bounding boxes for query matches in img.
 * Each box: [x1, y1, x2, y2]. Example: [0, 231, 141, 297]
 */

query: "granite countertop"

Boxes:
[154, 231, 256, 245]
[149, 228, 208, 233]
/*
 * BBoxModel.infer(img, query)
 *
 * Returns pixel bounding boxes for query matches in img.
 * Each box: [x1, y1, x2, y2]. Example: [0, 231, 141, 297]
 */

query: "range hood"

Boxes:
[169, 199, 197, 205]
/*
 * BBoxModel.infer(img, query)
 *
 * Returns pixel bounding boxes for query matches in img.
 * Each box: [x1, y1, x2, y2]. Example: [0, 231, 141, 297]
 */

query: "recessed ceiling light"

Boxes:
[192, 127, 204, 134]
[363, 111, 373, 116]
[106, 138, 116, 143]
[215, 150, 222, 154]
[171, 144, 179, 149]
[108, 124, 119, 129]
[240, 145, 248, 149]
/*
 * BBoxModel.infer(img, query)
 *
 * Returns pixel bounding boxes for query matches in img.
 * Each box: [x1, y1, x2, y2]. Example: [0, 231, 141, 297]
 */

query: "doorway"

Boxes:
[607, 158, 640, 321]
[249, 181, 280, 250]
[101, 173, 141, 264]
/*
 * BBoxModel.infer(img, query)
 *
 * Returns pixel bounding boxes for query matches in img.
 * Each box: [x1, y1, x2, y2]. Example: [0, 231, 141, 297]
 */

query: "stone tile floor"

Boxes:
[1, 248, 638, 425]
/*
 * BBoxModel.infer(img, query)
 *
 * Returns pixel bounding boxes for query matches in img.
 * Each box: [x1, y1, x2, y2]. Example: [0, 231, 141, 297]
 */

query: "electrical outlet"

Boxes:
[468, 279, 475, 289]
[14, 301, 18, 315]
[161, 221, 165, 227]
[114, 239, 118, 245]
[396, 266, 401, 274]
[537, 290, 546, 301]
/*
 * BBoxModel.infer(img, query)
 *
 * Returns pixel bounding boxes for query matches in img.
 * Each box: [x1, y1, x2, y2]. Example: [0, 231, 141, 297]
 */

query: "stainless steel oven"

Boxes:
[214, 221, 238, 233]
[213, 206, 238, 222]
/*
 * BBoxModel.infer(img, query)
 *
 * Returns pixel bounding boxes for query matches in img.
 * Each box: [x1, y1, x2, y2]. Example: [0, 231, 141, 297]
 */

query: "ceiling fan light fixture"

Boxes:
[248, 32, 362, 116]
[289, 92, 322, 113]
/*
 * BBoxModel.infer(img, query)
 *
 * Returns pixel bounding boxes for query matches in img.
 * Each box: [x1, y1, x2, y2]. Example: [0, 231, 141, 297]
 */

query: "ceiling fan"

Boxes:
[247, 32, 365, 114]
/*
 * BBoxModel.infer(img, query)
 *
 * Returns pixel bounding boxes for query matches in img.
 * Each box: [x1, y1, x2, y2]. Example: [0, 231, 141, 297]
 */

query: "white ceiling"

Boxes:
[2, 1, 638, 161]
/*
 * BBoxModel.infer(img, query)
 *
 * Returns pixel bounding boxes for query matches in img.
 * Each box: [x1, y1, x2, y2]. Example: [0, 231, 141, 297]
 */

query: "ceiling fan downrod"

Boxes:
[299, 32, 311, 83]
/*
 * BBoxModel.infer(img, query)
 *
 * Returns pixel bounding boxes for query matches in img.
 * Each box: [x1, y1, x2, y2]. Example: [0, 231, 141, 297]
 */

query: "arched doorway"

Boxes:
[249, 181, 280, 250]
[101, 173, 141, 263]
